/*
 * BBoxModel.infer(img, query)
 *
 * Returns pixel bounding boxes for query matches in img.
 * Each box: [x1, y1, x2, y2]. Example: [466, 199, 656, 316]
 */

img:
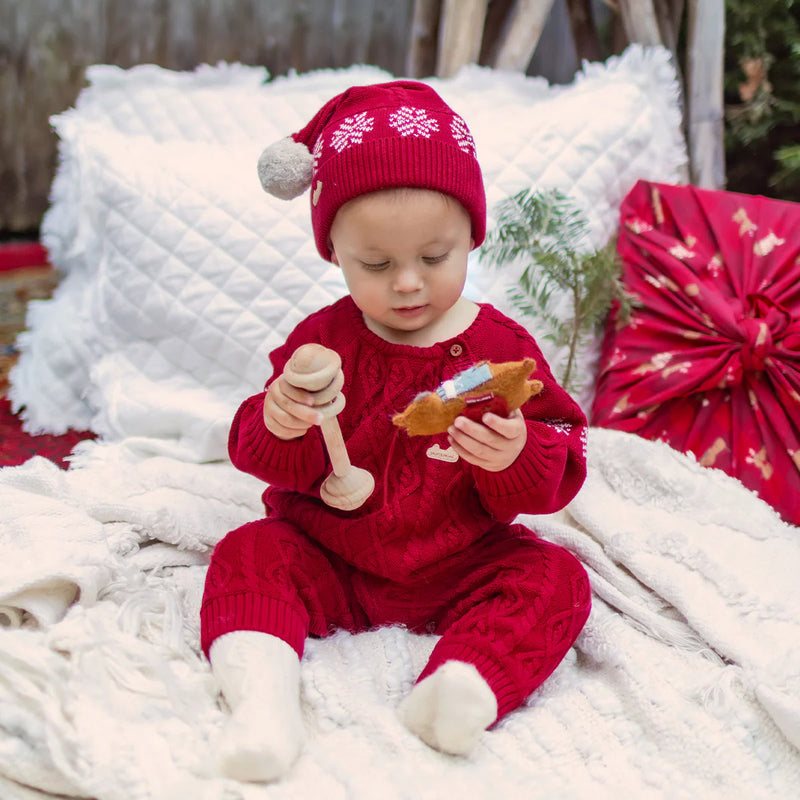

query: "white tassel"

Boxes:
[698, 665, 745, 714]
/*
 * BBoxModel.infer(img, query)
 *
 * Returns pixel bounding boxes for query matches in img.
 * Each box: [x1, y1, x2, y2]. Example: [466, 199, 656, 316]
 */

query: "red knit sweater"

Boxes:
[229, 296, 587, 582]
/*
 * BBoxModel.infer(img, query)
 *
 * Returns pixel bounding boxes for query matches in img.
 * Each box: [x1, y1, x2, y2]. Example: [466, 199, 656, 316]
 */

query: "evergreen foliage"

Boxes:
[724, 0, 800, 199]
[480, 188, 633, 394]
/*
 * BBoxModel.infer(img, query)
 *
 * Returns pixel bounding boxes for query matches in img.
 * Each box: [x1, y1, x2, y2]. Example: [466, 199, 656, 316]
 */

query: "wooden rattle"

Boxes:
[284, 343, 375, 511]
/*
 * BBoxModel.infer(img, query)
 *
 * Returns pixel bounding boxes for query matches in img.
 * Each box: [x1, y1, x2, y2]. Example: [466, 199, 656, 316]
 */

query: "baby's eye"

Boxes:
[361, 260, 390, 271]
[423, 252, 449, 264]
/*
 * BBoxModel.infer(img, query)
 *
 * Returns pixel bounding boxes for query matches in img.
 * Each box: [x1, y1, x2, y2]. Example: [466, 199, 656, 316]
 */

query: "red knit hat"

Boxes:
[257, 80, 486, 261]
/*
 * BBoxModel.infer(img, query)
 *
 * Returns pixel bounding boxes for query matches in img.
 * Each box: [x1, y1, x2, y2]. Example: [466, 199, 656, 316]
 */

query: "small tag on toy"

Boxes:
[426, 444, 459, 463]
[465, 392, 495, 405]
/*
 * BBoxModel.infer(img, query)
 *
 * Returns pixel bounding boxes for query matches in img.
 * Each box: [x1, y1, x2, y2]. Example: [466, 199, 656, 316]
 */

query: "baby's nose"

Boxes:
[393, 264, 424, 292]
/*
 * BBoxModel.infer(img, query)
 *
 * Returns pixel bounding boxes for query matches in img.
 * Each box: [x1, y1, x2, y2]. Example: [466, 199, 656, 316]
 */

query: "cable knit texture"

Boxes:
[202, 296, 590, 718]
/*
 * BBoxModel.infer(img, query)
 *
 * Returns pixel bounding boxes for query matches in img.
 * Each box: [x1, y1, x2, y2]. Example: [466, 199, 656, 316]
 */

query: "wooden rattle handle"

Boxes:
[284, 344, 374, 510]
[318, 417, 352, 478]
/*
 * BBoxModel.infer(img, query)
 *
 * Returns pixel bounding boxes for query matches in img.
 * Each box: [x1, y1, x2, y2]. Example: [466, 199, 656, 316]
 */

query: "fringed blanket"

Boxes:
[1, 428, 797, 799]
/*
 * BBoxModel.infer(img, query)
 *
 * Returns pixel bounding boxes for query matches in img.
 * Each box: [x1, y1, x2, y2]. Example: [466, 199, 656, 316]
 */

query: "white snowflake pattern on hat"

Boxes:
[450, 115, 476, 157]
[311, 136, 324, 170]
[389, 106, 439, 138]
[331, 112, 375, 152]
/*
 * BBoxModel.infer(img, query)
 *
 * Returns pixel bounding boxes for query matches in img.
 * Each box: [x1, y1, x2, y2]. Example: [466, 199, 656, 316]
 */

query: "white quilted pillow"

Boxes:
[14, 46, 686, 459]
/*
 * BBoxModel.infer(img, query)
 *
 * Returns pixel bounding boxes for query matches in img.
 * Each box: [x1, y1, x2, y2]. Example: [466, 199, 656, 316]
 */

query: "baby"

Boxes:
[201, 81, 591, 782]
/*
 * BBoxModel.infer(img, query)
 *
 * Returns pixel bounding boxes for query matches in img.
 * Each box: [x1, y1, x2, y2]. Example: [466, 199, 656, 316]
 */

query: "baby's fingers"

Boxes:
[263, 378, 321, 439]
[480, 408, 526, 438]
[278, 375, 317, 407]
[447, 409, 526, 472]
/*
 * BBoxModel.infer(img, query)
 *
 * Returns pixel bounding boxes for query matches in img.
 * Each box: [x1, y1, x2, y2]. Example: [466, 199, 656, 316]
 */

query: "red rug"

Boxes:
[0, 241, 49, 273]
[0, 396, 95, 468]
[0, 242, 93, 468]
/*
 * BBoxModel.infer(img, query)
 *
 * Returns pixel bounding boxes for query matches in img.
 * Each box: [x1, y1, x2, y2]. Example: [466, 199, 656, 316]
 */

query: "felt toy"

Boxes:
[393, 358, 543, 436]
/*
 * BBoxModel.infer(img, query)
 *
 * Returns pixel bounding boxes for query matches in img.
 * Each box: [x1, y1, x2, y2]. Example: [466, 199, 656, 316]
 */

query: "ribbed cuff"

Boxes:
[230, 394, 327, 487]
[474, 424, 562, 500]
[245, 410, 326, 481]
[418, 641, 523, 722]
[200, 592, 308, 660]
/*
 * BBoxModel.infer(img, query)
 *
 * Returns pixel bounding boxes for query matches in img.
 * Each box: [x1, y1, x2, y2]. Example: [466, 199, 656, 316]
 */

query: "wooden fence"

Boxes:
[0, 0, 724, 235]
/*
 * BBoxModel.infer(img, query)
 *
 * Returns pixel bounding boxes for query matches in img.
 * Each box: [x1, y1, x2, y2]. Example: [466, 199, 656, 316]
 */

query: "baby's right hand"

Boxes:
[262, 368, 344, 440]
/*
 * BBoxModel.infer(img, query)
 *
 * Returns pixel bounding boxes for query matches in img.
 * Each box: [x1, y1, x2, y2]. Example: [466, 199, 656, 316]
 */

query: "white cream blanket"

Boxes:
[0, 428, 797, 800]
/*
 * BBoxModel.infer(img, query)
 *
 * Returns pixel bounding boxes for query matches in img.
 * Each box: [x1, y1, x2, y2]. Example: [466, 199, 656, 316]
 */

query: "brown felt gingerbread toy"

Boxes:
[392, 358, 543, 436]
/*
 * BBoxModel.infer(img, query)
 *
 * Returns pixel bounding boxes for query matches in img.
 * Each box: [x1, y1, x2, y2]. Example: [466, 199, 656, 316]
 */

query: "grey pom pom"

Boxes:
[257, 137, 314, 200]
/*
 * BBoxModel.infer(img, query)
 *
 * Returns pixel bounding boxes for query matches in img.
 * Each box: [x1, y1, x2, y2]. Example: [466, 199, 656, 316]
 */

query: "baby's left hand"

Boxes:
[447, 409, 527, 472]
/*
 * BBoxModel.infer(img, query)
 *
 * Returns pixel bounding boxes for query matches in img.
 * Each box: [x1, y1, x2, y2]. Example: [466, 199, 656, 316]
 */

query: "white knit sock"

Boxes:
[398, 660, 498, 755]
[209, 631, 303, 782]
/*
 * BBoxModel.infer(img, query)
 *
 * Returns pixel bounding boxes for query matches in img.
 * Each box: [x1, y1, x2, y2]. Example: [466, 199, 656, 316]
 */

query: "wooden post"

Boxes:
[617, 0, 663, 46]
[686, 0, 726, 189]
[492, 0, 555, 72]
[654, 0, 686, 56]
[436, 0, 489, 78]
[406, 0, 442, 78]
[565, 0, 603, 64]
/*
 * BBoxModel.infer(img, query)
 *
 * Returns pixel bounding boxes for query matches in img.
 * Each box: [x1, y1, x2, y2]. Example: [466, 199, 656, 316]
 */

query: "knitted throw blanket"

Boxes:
[0, 428, 797, 799]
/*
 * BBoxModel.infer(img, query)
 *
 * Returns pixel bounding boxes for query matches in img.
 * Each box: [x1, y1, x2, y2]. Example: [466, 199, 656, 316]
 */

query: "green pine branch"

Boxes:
[772, 143, 800, 192]
[480, 187, 634, 394]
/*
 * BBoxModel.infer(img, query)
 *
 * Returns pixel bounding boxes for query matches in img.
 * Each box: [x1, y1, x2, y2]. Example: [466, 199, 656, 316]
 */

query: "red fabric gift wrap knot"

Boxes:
[736, 294, 790, 375]
[592, 180, 800, 526]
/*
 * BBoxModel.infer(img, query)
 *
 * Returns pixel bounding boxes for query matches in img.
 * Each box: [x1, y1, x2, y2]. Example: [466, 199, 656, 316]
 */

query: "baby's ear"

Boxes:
[330, 248, 340, 266]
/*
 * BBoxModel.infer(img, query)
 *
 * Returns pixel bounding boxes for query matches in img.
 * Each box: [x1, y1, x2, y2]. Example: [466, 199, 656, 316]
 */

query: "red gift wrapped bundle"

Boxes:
[592, 180, 800, 526]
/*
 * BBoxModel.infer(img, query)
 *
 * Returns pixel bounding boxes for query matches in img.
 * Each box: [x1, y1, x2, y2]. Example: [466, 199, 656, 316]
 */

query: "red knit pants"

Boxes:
[201, 519, 591, 721]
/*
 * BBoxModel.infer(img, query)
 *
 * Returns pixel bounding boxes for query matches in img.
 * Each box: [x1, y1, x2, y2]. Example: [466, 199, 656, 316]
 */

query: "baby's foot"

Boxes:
[218, 698, 302, 783]
[398, 660, 497, 755]
[210, 631, 303, 782]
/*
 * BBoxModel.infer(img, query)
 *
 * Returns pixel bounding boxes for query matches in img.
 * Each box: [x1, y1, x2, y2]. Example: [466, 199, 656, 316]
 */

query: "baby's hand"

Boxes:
[447, 409, 527, 472]
[263, 368, 344, 440]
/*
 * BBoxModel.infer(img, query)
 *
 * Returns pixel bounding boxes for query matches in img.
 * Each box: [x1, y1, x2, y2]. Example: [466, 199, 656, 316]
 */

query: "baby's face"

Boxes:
[329, 188, 473, 346]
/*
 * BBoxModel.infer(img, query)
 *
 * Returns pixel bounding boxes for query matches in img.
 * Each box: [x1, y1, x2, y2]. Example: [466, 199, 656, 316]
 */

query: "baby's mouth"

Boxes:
[393, 305, 427, 317]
